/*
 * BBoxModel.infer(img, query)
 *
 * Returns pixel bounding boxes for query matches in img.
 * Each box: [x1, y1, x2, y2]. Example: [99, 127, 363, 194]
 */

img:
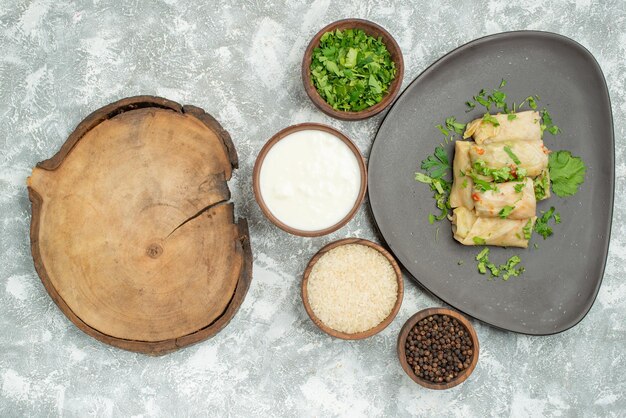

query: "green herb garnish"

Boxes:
[534, 207, 558, 239]
[533, 170, 550, 200]
[507, 113, 517, 121]
[503, 146, 521, 165]
[540, 109, 561, 136]
[436, 124, 449, 137]
[514, 183, 525, 193]
[475, 248, 524, 280]
[421, 145, 450, 179]
[416, 146, 452, 223]
[498, 205, 515, 219]
[310, 29, 396, 111]
[548, 151, 587, 197]
[482, 113, 500, 127]
[471, 160, 522, 183]
[491, 90, 507, 109]
[414, 172, 433, 184]
[445, 117, 466, 135]
[469, 173, 498, 192]
[501, 256, 524, 281]
[523, 219, 533, 240]
[520, 95, 539, 110]
[473, 237, 487, 245]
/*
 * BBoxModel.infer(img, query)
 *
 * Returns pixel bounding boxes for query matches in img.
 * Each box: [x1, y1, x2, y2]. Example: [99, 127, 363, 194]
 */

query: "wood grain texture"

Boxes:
[302, 19, 405, 121]
[397, 308, 480, 389]
[27, 96, 252, 355]
[301, 238, 403, 340]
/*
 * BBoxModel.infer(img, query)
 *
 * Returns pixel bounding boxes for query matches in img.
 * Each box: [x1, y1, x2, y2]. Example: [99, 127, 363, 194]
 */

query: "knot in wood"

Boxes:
[146, 243, 163, 258]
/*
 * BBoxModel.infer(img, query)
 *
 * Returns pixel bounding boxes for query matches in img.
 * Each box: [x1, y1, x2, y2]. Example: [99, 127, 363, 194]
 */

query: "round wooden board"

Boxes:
[27, 96, 252, 355]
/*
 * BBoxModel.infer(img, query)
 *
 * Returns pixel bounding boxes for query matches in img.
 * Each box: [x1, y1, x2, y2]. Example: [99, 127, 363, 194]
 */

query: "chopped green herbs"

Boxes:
[471, 160, 522, 183]
[310, 29, 396, 111]
[473, 236, 486, 245]
[547, 125, 561, 135]
[475, 248, 525, 280]
[548, 151, 587, 197]
[416, 146, 452, 223]
[514, 183, 525, 193]
[466, 82, 510, 112]
[533, 170, 550, 200]
[501, 256, 524, 280]
[519, 95, 539, 110]
[503, 146, 521, 165]
[540, 109, 561, 135]
[491, 90, 507, 109]
[414, 172, 433, 184]
[523, 219, 533, 240]
[482, 113, 500, 127]
[421, 145, 450, 179]
[498, 205, 515, 219]
[534, 206, 558, 239]
[436, 124, 449, 137]
[445, 117, 466, 135]
[507, 113, 517, 121]
[469, 173, 498, 192]
[473, 89, 491, 110]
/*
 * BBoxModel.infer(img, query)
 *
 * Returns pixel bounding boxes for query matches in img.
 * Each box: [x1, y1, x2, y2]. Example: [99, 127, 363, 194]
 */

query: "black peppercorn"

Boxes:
[404, 314, 474, 384]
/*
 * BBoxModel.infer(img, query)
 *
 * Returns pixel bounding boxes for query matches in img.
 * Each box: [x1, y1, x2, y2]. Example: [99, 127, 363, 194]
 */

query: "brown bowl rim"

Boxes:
[301, 238, 404, 340]
[301, 18, 405, 121]
[252, 123, 367, 237]
[397, 308, 480, 390]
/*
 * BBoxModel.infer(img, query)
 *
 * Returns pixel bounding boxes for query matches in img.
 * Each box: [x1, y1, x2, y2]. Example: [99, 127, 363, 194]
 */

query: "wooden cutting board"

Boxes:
[27, 96, 252, 355]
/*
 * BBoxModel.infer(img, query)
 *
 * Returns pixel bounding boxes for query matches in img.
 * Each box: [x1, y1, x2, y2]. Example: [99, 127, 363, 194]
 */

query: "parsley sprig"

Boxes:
[415, 146, 452, 224]
[548, 151, 586, 197]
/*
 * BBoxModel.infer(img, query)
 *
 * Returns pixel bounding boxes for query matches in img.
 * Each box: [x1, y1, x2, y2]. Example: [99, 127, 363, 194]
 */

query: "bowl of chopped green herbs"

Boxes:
[302, 19, 404, 120]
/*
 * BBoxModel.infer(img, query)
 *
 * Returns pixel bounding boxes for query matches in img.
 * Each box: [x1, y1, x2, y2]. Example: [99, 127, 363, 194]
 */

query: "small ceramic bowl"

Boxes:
[301, 238, 404, 339]
[302, 18, 404, 121]
[252, 123, 367, 237]
[397, 308, 480, 389]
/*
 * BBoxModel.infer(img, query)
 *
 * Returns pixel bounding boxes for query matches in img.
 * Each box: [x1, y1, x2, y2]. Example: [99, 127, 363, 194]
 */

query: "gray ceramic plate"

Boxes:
[368, 31, 614, 335]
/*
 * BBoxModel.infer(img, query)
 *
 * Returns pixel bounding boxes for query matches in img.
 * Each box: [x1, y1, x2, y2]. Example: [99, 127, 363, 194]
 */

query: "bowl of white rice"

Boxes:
[301, 238, 403, 339]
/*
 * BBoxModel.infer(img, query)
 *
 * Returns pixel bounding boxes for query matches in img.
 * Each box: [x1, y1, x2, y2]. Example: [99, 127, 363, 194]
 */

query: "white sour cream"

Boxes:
[259, 129, 362, 232]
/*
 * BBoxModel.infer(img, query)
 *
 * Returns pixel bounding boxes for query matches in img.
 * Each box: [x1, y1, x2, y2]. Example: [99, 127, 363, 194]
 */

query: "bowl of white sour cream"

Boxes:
[253, 123, 367, 237]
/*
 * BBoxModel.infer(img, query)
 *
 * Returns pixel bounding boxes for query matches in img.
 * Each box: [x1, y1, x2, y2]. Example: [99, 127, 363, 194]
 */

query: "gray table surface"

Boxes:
[1, 0, 625, 416]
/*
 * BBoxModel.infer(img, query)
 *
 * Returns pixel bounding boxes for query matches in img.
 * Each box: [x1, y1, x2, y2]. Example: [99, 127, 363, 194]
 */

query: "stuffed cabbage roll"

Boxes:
[463, 111, 541, 144]
[473, 178, 536, 219]
[451, 207, 535, 248]
[468, 140, 549, 178]
[449, 141, 474, 209]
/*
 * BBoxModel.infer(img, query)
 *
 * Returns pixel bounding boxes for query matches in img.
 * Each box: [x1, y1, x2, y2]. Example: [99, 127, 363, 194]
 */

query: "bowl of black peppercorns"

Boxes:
[397, 308, 479, 389]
